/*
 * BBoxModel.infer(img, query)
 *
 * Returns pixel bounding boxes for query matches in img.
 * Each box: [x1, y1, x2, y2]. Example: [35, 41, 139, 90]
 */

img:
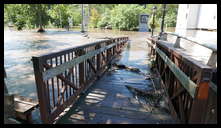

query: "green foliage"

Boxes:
[4, 4, 178, 31]
[47, 4, 81, 27]
[154, 4, 178, 27]
[148, 14, 160, 30]
[164, 5, 178, 27]
[28, 4, 50, 28]
[14, 15, 26, 30]
[48, 4, 71, 28]
[97, 9, 111, 28]
[71, 5, 81, 26]
[4, 4, 50, 30]
[4, 5, 9, 24]
[89, 8, 100, 28]
[109, 5, 144, 30]
[4, 4, 28, 30]
[90, 4, 116, 14]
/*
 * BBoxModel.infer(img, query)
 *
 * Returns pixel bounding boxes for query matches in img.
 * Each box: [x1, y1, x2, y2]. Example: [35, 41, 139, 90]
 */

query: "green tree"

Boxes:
[69, 4, 81, 26]
[97, 8, 111, 28]
[28, 4, 50, 32]
[109, 4, 144, 30]
[4, 4, 28, 30]
[48, 4, 82, 28]
[4, 5, 9, 24]
[48, 4, 70, 28]
[89, 8, 100, 28]
[4, 4, 178, 31]
[148, 14, 160, 31]
[164, 4, 178, 27]
[90, 4, 116, 14]
[4, 4, 50, 31]
[154, 4, 178, 28]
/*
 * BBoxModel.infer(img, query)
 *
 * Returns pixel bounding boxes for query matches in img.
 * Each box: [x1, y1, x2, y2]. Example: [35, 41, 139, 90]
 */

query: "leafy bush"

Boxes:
[14, 15, 26, 30]
[148, 14, 160, 30]
[89, 8, 100, 28]
[4, 4, 178, 31]
[48, 5, 70, 28]
[97, 9, 111, 28]
[71, 11, 81, 26]
[164, 8, 178, 27]
[109, 5, 144, 31]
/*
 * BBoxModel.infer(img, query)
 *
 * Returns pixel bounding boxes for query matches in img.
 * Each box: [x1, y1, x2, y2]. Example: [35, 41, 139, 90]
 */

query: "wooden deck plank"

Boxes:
[14, 95, 38, 113]
[55, 39, 176, 124]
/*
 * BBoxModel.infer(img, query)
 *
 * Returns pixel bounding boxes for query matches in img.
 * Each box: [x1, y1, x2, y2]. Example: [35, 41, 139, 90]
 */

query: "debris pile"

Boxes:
[112, 63, 141, 73]
[110, 63, 170, 113]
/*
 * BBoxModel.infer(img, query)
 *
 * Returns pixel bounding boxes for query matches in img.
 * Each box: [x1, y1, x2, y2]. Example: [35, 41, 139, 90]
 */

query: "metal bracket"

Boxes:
[174, 36, 181, 48]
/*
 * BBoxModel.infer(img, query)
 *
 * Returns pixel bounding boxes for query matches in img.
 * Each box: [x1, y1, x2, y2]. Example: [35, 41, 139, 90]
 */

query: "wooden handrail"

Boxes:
[32, 37, 128, 61]
[162, 32, 217, 52]
[32, 37, 128, 123]
[155, 47, 197, 98]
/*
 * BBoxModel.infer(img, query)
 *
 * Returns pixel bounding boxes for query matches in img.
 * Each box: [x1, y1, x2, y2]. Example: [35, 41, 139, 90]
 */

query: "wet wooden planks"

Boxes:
[55, 36, 175, 124]
[14, 95, 39, 123]
[56, 66, 175, 124]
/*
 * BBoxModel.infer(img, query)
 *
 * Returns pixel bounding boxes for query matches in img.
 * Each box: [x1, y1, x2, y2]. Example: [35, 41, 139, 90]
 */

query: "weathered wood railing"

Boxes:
[147, 34, 217, 123]
[160, 32, 217, 68]
[32, 37, 128, 123]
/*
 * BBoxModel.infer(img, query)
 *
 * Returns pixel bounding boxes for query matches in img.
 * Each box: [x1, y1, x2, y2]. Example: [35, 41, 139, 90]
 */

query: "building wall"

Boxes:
[186, 4, 200, 29]
[197, 4, 217, 29]
[175, 4, 217, 34]
[175, 4, 188, 31]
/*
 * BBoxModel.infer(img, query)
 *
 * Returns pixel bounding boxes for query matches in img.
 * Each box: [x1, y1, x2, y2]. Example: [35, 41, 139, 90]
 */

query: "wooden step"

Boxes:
[14, 95, 39, 123]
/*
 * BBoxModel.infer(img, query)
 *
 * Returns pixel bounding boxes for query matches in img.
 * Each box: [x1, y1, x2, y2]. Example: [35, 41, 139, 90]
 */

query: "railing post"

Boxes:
[119, 38, 123, 52]
[4, 68, 8, 94]
[77, 49, 85, 89]
[161, 33, 168, 41]
[107, 40, 112, 62]
[96, 44, 101, 72]
[189, 68, 213, 123]
[116, 40, 119, 54]
[32, 57, 51, 123]
[174, 36, 181, 48]
[113, 39, 117, 56]
[207, 51, 217, 68]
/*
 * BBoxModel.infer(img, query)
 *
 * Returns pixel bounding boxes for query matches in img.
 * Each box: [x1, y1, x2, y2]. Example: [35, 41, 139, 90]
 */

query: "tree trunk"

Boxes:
[37, 25, 45, 32]
[37, 5, 45, 33]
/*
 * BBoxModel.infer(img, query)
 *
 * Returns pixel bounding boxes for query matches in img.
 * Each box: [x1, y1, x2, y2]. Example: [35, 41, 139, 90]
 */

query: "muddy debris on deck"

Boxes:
[110, 63, 170, 114]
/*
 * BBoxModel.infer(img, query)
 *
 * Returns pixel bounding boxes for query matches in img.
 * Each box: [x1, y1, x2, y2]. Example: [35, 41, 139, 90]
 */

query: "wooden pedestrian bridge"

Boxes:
[4, 33, 217, 124]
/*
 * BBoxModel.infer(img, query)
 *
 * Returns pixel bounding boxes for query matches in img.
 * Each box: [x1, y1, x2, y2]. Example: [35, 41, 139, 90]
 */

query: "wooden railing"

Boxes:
[32, 37, 128, 123]
[147, 36, 217, 123]
[160, 32, 217, 68]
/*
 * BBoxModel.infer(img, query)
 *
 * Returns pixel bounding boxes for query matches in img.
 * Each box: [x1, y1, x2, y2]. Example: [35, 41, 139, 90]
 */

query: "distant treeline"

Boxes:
[4, 4, 178, 31]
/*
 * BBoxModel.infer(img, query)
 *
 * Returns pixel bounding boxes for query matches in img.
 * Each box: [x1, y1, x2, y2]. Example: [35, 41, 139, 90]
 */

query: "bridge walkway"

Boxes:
[56, 35, 175, 124]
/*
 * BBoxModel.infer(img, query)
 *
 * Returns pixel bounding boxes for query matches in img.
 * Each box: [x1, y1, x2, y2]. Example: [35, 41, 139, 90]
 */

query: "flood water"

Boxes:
[4, 28, 216, 123]
[4, 28, 149, 99]
[4, 28, 153, 123]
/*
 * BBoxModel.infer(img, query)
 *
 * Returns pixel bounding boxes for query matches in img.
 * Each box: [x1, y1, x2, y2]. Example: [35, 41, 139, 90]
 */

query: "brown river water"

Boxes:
[4, 28, 216, 123]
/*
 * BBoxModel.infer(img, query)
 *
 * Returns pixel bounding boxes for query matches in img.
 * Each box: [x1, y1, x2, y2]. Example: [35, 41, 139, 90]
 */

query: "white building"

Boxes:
[175, 4, 217, 34]
[174, 4, 217, 67]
